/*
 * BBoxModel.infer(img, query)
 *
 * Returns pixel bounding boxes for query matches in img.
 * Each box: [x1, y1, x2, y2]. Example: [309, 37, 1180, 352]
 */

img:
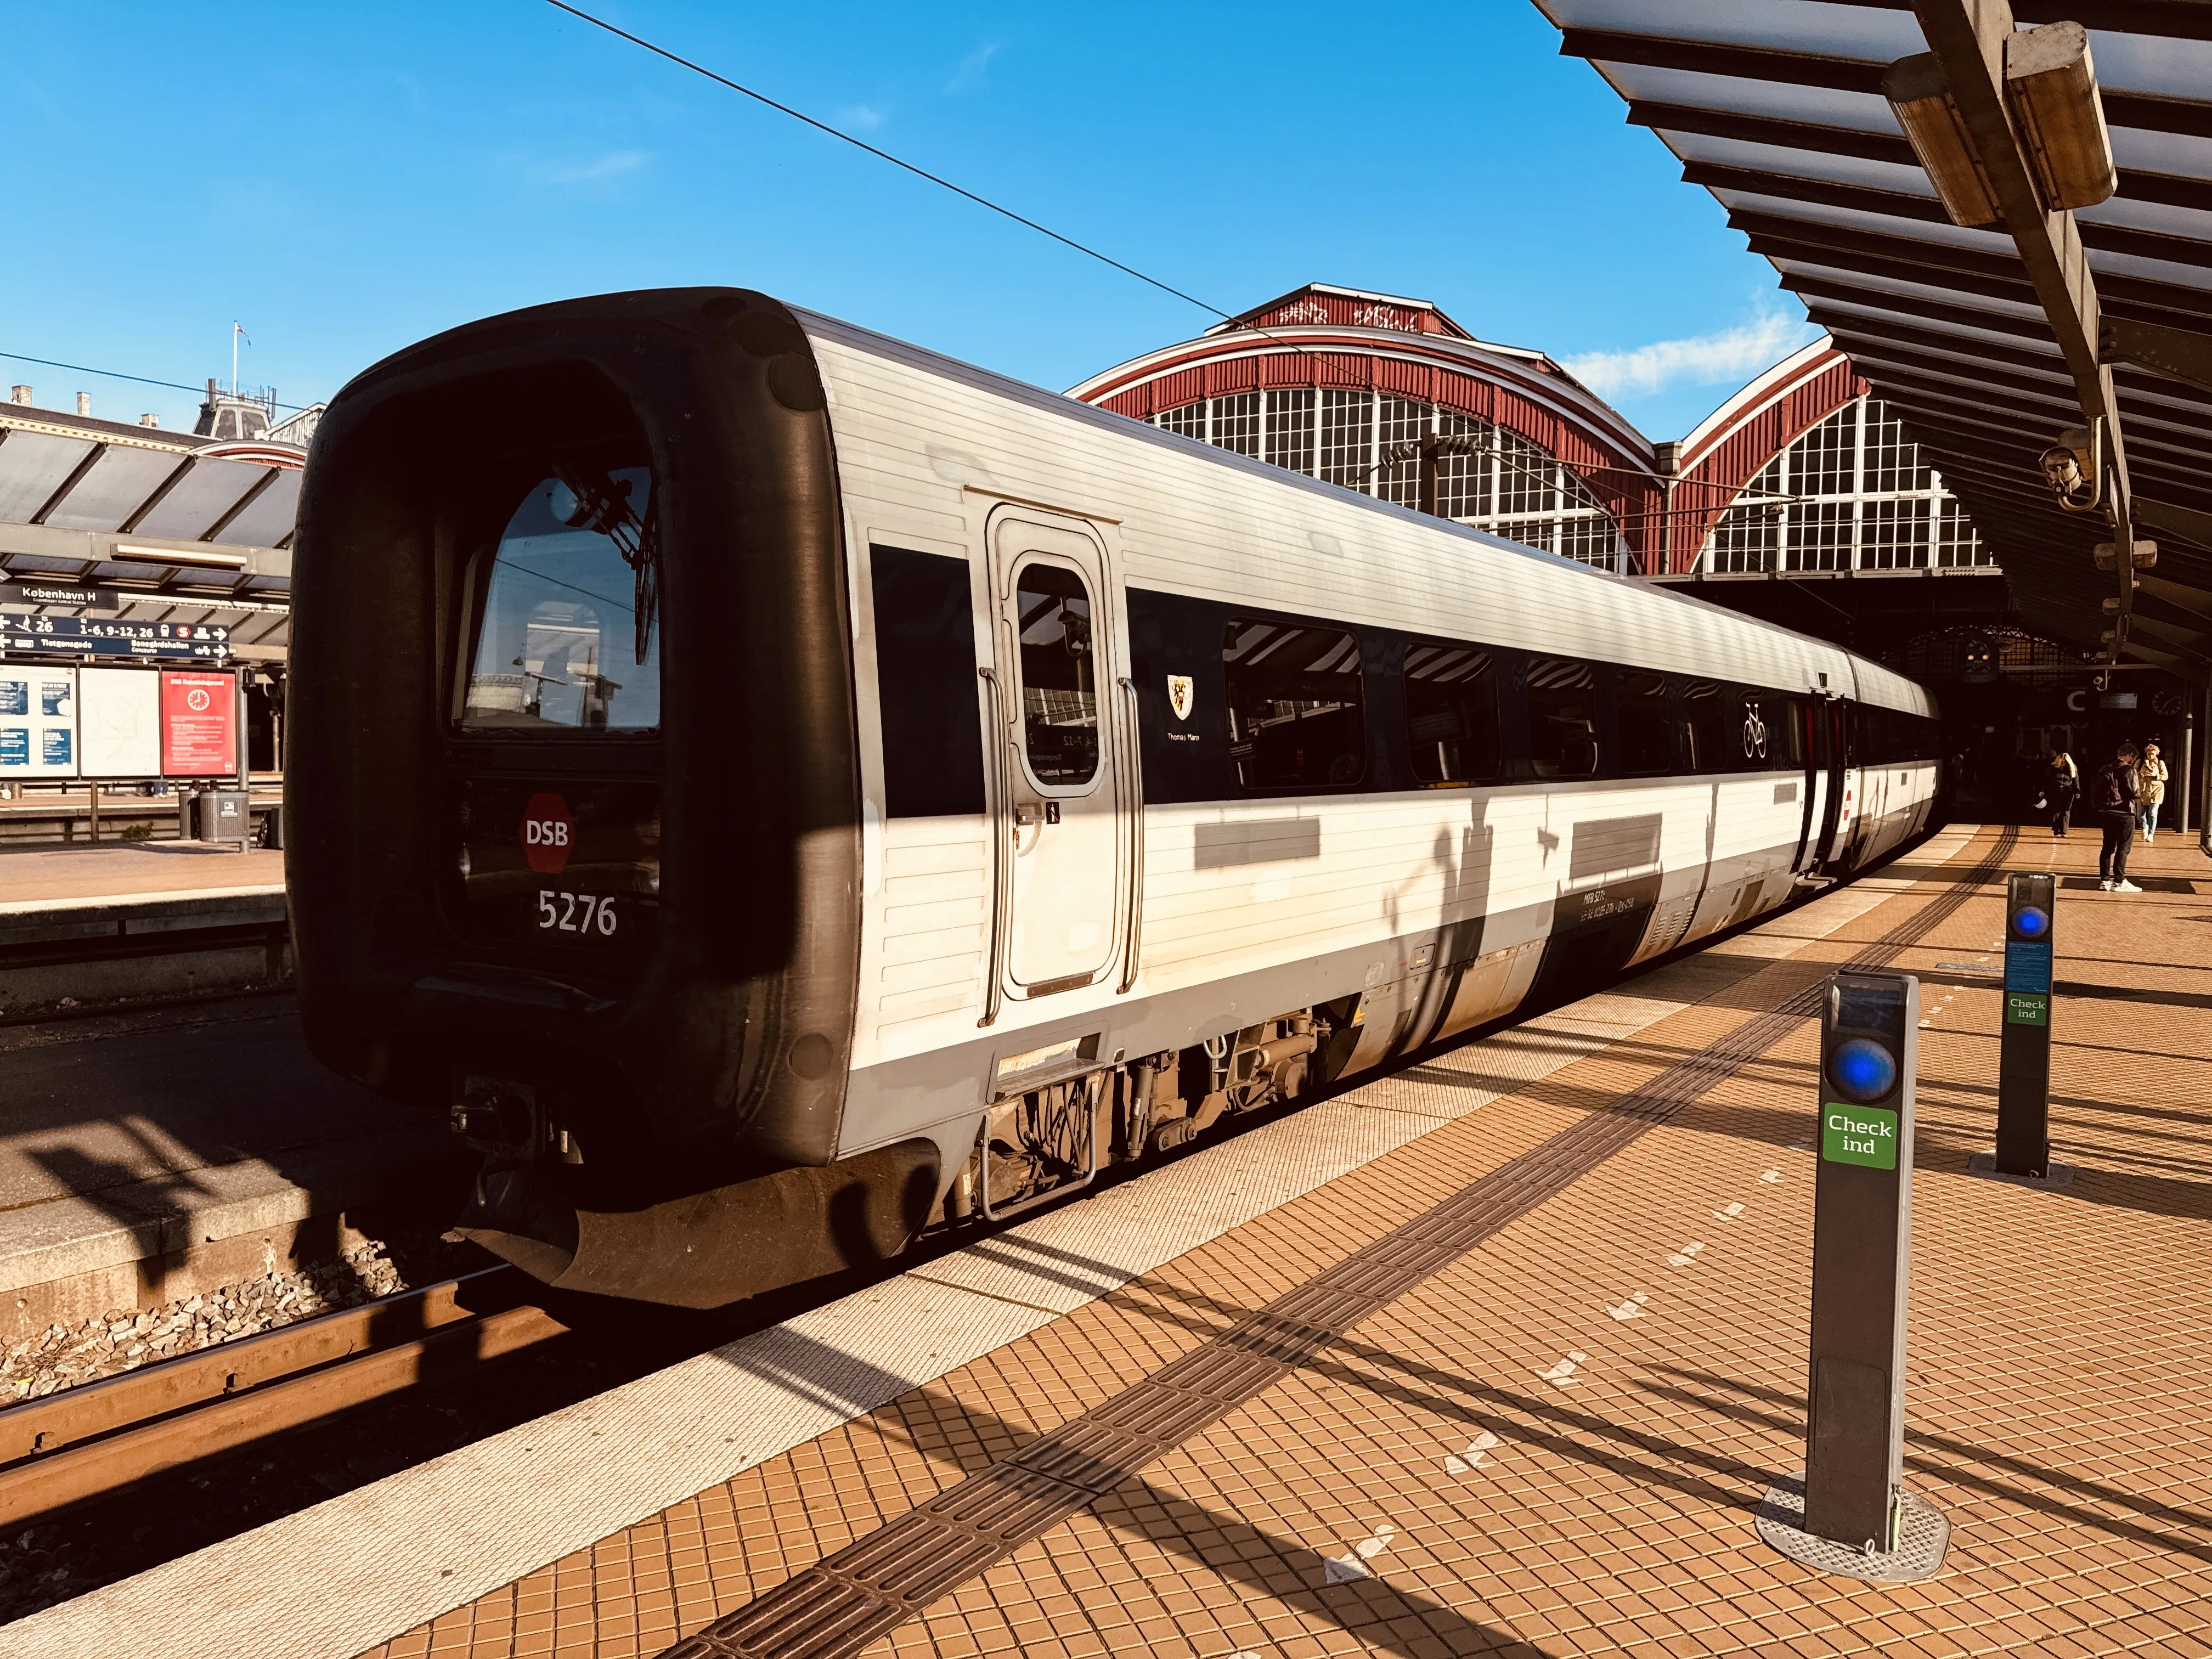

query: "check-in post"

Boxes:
[1995, 872, 2055, 1178]
[1805, 970, 1919, 1553]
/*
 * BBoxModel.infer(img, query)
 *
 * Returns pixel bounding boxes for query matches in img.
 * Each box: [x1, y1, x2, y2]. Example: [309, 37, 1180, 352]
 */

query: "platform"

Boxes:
[0, 996, 467, 1343]
[14, 824, 2212, 1659]
[0, 843, 285, 905]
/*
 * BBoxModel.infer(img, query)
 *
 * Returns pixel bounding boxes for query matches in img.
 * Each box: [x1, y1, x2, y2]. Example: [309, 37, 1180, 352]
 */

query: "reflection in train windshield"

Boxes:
[462, 466, 661, 732]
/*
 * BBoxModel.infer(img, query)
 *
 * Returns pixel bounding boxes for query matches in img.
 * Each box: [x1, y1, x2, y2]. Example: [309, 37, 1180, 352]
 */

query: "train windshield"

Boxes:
[461, 466, 661, 732]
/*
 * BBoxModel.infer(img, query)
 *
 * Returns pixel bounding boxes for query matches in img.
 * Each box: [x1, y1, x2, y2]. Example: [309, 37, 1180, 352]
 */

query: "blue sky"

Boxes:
[1, 3, 1815, 442]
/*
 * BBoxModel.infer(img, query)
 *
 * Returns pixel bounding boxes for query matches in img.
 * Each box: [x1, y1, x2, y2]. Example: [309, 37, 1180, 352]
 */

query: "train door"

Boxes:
[1807, 697, 1849, 873]
[1790, 696, 1823, 877]
[984, 510, 1130, 1000]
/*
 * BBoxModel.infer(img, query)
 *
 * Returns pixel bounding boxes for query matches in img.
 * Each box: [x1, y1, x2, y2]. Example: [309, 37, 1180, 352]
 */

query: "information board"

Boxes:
[160, 670, 238, 776]
[1, 614, 230, 661]
[80, 667, 163, 777]
[0, 666, 79, 778]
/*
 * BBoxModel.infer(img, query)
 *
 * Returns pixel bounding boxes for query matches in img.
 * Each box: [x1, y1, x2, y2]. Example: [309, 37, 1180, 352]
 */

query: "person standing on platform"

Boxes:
[2093, 741, 2142, 891]
[2043, 750, 2079, 838]
[2137, 740, 2169, 842]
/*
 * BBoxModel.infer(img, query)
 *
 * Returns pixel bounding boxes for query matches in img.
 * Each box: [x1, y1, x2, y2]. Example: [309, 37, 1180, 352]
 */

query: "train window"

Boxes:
[1526, 656, 1599, 779]
[1739, 690, 1779, 768]
[1617, 669, 1673, 776]
[1014, 563, 1099, 787]
[1223, 619, 1365, 789]
[872, 546, 986, 817]
[1681, 680, 1730, 773]
[1403, 641, 1500, 786]
[461, 466, 661, 732]
[1767, 695, 1805, 769]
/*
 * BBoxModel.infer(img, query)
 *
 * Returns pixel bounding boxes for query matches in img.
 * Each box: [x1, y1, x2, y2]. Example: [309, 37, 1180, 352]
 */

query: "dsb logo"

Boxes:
[521, 792, 574, 875]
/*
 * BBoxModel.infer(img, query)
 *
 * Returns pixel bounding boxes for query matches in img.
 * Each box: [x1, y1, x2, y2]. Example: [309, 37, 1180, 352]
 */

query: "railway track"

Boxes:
[0, 1265, 564, 1528]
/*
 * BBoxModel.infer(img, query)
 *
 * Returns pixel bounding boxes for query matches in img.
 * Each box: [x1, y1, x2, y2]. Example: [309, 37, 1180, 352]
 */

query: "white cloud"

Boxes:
[1561, 308, 1816, 400]
[836, 103, 887, 131]
[946, 42, 1000, 93]
[543, 150, 647, 184]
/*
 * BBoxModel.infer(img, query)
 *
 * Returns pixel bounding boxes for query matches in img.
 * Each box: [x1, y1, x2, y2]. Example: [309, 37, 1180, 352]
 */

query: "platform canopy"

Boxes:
[0, 402, 295, 657]
[1535, 1, 2212, 678]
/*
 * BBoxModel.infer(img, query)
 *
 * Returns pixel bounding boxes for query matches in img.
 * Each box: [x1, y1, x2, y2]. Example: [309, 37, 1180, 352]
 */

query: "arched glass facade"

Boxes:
[1150, 391, 1624, 568]
[1703, 395, 1990, 573]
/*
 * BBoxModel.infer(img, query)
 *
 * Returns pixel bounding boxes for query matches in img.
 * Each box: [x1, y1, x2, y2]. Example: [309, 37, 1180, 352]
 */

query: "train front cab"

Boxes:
[287, 287, 940, 1307]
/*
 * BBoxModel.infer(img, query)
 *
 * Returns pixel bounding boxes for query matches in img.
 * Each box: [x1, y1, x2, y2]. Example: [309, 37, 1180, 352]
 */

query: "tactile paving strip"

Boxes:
[662, 831, 2018, 1659]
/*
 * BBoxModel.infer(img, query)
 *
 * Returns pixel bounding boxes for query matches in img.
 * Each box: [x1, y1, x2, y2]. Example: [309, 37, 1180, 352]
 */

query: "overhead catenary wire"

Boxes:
[541, 0, 1348, 376]
[0, 352, 313, 413]
[543, 1, 1235, 324]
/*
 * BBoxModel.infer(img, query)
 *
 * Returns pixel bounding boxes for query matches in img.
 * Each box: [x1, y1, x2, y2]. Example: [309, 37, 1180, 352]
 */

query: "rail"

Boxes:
[0, 1265, 564, 1526]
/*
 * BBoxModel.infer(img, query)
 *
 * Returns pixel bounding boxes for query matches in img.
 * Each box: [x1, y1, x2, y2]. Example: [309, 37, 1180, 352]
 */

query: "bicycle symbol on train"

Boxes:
[1742, 702, 1768, 761]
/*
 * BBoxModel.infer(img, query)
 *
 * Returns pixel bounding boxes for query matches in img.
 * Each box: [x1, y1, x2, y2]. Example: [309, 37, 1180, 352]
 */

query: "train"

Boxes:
[287, 287, 1942, 1307]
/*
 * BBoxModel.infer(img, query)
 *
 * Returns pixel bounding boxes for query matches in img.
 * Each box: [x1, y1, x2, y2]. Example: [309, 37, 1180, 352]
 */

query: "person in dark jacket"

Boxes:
[2092, 741, 2142, 891]
[2041, 751, 2079, 837]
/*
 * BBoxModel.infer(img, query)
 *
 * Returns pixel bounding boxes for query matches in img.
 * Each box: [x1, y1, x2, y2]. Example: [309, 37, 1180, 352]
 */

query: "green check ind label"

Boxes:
[1823, 1104, 1900, 1170]
[2005, 991, 2050, 1027]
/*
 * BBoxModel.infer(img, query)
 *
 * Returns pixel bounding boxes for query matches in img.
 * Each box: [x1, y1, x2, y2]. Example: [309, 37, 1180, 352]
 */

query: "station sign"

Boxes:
[0, 613, 230, 660]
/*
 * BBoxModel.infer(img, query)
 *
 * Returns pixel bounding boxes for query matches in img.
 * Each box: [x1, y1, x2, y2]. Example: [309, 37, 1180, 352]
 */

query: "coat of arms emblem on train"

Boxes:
[1167, 675, 1194, 720]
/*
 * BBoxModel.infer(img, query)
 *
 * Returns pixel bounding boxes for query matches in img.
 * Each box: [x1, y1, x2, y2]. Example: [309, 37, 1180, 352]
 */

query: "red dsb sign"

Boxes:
[160, 671, 236, 776]
[522, 792, 574, 874]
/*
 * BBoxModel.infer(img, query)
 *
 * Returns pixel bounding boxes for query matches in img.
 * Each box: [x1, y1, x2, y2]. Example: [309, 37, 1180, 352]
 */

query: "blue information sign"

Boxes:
[0, 614, 230, 659]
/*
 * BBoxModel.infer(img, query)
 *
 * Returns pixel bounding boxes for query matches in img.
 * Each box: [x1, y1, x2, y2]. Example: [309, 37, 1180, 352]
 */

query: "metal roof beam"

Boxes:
[1695, 161, 2212, 270]
[2102, 314, 2212, 396]
[1909, 0, 2141, 662]
[1568, 26, 2212, 138]
[2138, 495, 2212, 551]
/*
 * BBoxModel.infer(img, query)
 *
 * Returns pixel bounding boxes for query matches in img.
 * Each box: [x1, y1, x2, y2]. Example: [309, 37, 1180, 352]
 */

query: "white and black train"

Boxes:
[289, 288, 1942, 1307]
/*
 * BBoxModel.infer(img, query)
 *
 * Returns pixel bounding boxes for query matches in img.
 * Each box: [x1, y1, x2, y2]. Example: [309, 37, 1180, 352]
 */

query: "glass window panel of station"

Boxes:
[1494, 428, 1556, 517]
[1859, 498, 1930, 569]
[1934, 498, 1992, 566]
[1786, 501, 1854, 572]
[1435, 411, 1492, 520]
[1223, 619, 1365, 790]
[1318, 390, 1373, 488]
[1264, 390, 1316, 477]
[1525, 654, 1599, 779]
[1158, 401, 1206, 440]
[1554, 514, 1618, 569]
[1210, 392, 1261, 459]
[1861, 402, 1931, 494]
[1404, 641, 1501, 785]
[1793, 401, 1858, 498]
[1491, 517, 1555, 554]
[1375, 396, 1429, 509]
[1014, 562, 1099, 787]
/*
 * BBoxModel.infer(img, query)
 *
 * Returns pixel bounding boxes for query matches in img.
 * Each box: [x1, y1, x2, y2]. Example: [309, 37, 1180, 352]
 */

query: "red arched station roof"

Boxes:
[1069, 284, 1671, 566]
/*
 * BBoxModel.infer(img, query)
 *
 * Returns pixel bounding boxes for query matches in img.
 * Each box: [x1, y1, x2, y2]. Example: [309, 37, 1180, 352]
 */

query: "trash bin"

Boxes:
[195, 789, 251, 850]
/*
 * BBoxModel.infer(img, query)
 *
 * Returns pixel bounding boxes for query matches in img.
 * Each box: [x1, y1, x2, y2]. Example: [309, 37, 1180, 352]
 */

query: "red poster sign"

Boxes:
[160, 671, 237, 777]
